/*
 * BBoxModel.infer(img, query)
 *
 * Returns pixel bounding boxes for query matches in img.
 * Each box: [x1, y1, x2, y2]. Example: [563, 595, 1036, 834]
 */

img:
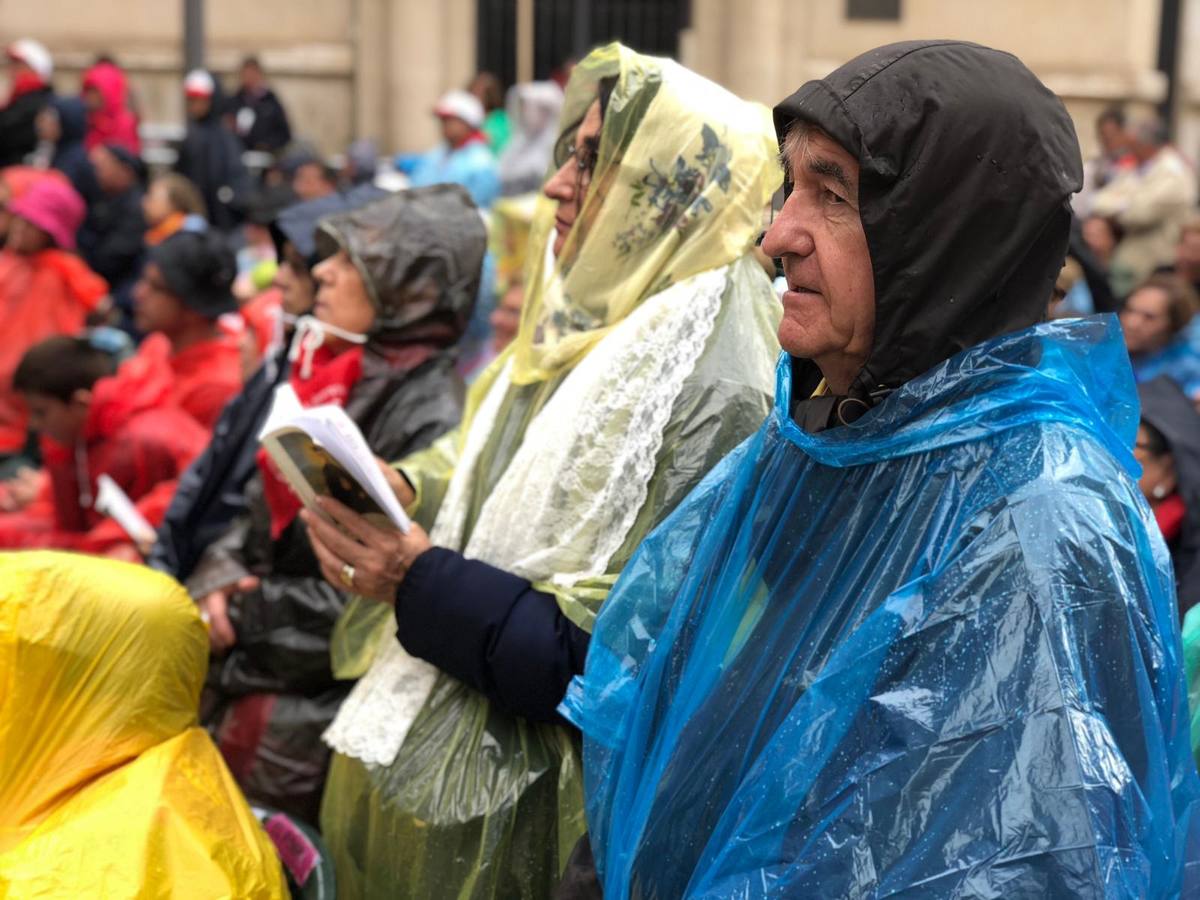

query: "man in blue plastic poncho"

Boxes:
[562, 40, 1200, 898]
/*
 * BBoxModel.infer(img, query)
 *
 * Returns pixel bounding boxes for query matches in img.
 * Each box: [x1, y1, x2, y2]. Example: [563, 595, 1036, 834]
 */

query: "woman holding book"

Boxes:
[191, 184, 485, 823]
[307, 43, 784, 899]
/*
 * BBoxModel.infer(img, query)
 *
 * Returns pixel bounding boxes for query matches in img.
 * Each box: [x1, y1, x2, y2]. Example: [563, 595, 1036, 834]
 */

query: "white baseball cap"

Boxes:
[433, 90, 485, 130]
[7, 39, 53, 82]
[184, 68, 215, 98]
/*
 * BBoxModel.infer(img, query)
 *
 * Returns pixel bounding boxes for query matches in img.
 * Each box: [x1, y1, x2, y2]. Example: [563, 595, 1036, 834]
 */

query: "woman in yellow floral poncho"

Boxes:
[308, 43, 783, 898]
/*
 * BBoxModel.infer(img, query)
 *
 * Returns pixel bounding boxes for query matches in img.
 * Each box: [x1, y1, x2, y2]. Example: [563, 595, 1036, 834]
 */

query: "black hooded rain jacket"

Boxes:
[774, 40, 1081, 432]
[193, 186, 484, 822]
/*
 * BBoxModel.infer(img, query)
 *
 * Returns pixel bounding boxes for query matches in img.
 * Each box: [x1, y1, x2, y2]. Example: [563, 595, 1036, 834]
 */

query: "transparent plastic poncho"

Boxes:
[563, 317, 1200, 898]
[319, 40, 783, 899]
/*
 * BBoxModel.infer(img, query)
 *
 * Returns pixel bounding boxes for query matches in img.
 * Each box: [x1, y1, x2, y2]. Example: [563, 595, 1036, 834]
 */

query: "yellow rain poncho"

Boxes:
[320, 42, 782, 898]
[0, 552, 286, 899]
[489, 193, 539, 300]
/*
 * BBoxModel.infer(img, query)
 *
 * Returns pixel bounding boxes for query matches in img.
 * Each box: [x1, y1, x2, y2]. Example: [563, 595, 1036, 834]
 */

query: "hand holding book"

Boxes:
[376, 456, 415, 508]
[260, 384, 427, 602]
[302, 497, 432, 604]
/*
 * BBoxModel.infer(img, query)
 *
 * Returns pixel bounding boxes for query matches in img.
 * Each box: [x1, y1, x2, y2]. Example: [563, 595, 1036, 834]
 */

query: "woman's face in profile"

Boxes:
[312, 250, 376, 347]
[543, 99, 602, 258]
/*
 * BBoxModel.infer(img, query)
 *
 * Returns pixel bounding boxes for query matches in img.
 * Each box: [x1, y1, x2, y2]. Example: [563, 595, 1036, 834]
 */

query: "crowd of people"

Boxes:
[2, 32, 1200, 900]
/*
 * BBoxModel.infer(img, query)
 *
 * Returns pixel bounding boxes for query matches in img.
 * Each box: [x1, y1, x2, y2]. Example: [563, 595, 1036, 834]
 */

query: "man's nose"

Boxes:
[761, 197, 816, 260]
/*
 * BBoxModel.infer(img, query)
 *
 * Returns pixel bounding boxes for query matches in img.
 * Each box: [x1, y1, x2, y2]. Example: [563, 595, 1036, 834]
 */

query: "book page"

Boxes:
[258, 383, 304, 441]
[265, 430, 393, 525]
[94, 474, 157, 547]
[260, 386, 411, 533]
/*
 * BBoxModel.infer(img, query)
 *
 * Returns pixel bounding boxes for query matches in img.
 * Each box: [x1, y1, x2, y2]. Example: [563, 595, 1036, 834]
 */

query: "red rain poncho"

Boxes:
[156, 331, 244, 430]
[0, 337, 208, 554]
[81, 61, 141, 155]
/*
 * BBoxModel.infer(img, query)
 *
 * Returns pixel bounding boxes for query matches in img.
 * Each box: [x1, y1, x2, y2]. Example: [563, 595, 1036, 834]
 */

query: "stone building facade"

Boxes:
[1, 0, 1195, 163]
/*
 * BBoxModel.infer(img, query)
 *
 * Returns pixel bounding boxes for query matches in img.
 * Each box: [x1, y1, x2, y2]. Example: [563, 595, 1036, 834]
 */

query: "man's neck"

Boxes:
[165, 319, 221, 354]
[816, 355, 867, 396]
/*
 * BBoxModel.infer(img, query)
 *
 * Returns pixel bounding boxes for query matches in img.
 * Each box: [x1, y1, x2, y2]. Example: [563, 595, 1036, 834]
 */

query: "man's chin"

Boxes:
[777, 320, 831, 359]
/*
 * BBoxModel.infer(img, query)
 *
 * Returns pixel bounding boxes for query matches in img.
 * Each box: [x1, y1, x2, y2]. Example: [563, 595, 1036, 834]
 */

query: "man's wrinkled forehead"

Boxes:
[778, 122, 859, 195]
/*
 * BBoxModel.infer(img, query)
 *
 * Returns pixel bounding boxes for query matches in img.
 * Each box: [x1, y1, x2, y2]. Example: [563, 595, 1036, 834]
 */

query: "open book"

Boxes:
[258, 384, 411, 533]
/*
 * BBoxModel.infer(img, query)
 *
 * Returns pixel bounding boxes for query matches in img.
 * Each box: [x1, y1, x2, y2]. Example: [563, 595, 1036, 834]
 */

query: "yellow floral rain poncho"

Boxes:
[0, 552, 286, 899]
[320, 43, 782, 898]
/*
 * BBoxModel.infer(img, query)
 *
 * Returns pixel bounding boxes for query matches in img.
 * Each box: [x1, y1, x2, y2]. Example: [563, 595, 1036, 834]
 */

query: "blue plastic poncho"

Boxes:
[404, 141, 500, 210]
[562, 317, 1200, 898]
[1132, 333, 1200, 400]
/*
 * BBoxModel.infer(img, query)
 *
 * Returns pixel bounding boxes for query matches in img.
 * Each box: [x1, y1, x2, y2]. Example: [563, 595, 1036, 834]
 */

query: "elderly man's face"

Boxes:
[762, 128, 875, 394]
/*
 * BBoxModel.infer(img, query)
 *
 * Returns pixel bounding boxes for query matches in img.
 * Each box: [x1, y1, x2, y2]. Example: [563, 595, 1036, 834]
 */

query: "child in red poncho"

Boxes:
[0, 334, 208, 556]
[0, 176, 109, 465]
[131, 229, 243, 429]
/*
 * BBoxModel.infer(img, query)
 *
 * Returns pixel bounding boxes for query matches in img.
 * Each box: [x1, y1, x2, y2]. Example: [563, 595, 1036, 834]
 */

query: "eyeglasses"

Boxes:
[554, 136, 599, 181]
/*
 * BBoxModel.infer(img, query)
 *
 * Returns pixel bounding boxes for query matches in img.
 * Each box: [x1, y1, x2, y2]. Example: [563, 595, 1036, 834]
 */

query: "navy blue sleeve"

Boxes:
[394, 547, 591, 724]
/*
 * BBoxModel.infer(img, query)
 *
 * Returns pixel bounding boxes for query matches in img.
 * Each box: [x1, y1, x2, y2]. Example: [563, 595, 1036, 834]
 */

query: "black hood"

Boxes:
[314, 183, 486, 348]
[774, 40, 1083, 428]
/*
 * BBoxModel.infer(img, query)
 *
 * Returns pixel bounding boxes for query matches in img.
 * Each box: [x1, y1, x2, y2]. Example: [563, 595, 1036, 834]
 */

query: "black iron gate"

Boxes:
[477, 0, 690, 87]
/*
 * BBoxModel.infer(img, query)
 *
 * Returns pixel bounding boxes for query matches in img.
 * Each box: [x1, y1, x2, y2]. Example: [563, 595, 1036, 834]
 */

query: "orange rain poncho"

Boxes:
[0, 246, 108, 454]
[0, 552, 287, 898]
